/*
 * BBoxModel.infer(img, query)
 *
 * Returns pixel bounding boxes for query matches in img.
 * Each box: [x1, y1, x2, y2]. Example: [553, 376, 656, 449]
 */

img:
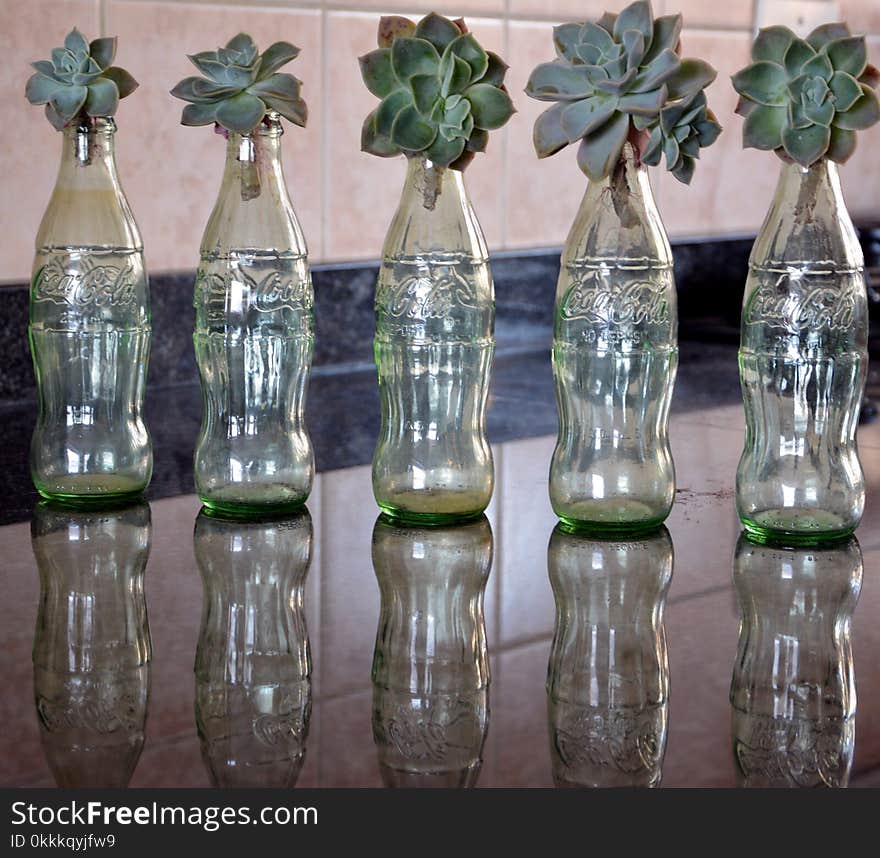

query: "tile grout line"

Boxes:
[319, 8, 329, 261]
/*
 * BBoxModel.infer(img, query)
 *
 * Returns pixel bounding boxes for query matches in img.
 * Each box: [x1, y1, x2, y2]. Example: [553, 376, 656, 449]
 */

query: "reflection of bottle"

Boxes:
[31, 501, 152, 787]
[371, 515, 492, 787]
[194, 509, 312, 788]
[547, 524, 672, 787]
[731, 534, 862, 788]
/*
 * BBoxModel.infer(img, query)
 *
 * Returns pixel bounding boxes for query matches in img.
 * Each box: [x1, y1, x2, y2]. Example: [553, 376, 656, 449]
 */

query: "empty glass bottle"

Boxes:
[373, 156, 494, 524]
[194, 115, 314, 516]
[30, 117, 151, 503]
[547, 524, 672, 787]
[371, 515, 492, 787]
[31, 500, 152, 787]
[194, 508, 312, 788]
[550, 144, 677, 534]
[737, 160, 868, 544]
[731, 534, 861, 788]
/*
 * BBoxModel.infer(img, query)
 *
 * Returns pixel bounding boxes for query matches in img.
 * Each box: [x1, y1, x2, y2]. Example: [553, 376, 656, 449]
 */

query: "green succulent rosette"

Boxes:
[359, 12, 516, 170]
[732, 23, 880, 166]
[25, 28, 138, 130]
[171, 33, 307, 133]
[525, 0, 721, 184]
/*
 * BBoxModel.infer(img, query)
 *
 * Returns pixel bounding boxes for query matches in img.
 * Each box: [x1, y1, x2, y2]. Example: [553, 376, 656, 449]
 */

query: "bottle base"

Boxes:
[377, 505, 486, 527]
[199, 496, 309, 520]
[555, 515, 668, 538]
[740, 510, 856, 546]
[35, 473, 148, 508]
[552, 497, 669, 537]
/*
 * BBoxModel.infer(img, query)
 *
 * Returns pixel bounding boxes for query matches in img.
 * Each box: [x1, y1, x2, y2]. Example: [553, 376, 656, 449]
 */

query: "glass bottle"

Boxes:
[30, 118, 151, 503]
[31, 500, 152, 787]
[730, 534, 861, 788]
[547, 524, 672, 787]
[373, 156, 494, 524]
[550, 143, 677, 534]
[194, 508, 312, 788]
[194, 114, 314, 516]
[737, 160, 868, 544]
[371, 515, 492, 787]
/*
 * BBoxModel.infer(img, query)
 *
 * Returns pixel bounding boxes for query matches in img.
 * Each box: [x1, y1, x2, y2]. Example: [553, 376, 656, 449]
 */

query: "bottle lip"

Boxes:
[63, 115, 117, 136]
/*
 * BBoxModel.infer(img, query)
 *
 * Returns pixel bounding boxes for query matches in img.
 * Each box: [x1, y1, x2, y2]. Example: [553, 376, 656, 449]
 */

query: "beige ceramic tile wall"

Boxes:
[2, 0, 879, 281]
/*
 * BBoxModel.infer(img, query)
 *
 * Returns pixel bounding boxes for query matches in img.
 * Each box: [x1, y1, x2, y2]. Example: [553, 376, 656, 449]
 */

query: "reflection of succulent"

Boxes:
[732, 23, 880, 166]
[171, 33, 307, 133]
[359, 13, 515, 170]
[25, 29, 138, 130]
[525, 1, 719, 183]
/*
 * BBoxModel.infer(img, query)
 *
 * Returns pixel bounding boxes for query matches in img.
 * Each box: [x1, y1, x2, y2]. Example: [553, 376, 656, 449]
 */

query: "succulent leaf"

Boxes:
[525, 1, 720, 182]
[359, 13, 513, 168]
[733, 21, 879, 165]
[25, 28, 137, 129]
[173, 33, 307, 133]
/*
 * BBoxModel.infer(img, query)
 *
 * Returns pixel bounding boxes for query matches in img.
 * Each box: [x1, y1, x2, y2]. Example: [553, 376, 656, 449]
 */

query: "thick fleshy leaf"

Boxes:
[376, 89, 413, 135]
[45, 102, 67, 130]
[89, 36, 116, 69]
[410, 73, 441, 115]
[525, 62, 594, 101]
[833, 84, 880, 130]
[804, 96, 834, 127]
[25, 73, 59, 105]
[533, 102, 569, 157]
[641, 126, 663, 165]
[826, 126, 857, 162]
[696, 115, 722, 146]
[731, 61, 788, 106]
[359, 49, 394, 99]
[390, 104, 437, 150]
[466, 127, 489, 153]
[613, 0, 653, 48]
[262, 94, 307, 127]
[180, 102, 218, 126]
[248, 73, 301, 101]
[553, 23, 582, 62]
[828, 70, 862, 112]
[671, 154, 696, 184]
[465, 83, 514, 130]
[743, 104, 788, 150]
[559, 97, 616, 142]
[258, 42, 300, 79]
[378, 16, 416, 49]
[663, 133, 679, 168]
[787, 100, 811, 130]
[482, 52, 508, 87]
[31, 60, 57, 78]
[439, 51, 472, 96]
[361, 109, 399, 156]
[64, 29, 89, 56]
[824, 36, 868, 78]
[631, 49, 680, 93]
[226, 33, 258, 65]
[50, 84, 87, 123]
[214, 92, 266, 132]
[84, 77, 119, 116]
[752, 26, 797, 63]
[859, 63, 880, 88]
[579, 22, 615, 55]
[807, 22, 851, 51]
[414, 12, 461, 53]
[425, 133, 465, 167]
[781, 122, 831, 165]
[618, 86, 666, 116]
[170, 76, 211, 102]
[576, 110, 629, 181]
[667, 58, 717, 99]
[783, 39, 815, 78]
[391, 38, 440, 81]
[102, 66, 138, 98]
[596, 12, 617, 35]
[623, 31, 646, 72]
[594, 68, 638, 94]
[448, 34, 489, 84]
[643, 15, 682, 66]
[800, 51, 833, 81]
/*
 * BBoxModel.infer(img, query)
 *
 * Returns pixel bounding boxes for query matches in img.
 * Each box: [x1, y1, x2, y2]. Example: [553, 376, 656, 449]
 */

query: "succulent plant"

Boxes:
[25, 28, 138, 130]
[359, 13, 515, 170]
[525, 0, 720, 183]
[732, 23, 880, 166]
[171, 33, 307, 133]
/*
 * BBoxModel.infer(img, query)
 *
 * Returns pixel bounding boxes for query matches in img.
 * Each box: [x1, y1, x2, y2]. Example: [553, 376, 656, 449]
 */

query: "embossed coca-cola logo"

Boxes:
[202, 266, 312, 313]
[37, 695, 140, 734]
[33, 256, 137, 307]
[381, 268, 477, 320]
[746, 275, 858, 332]
[560, 270, 670, 326]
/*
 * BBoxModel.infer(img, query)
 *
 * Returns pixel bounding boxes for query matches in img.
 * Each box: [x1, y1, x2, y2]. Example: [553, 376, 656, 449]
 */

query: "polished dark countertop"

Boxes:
[2, 370, 880, 788]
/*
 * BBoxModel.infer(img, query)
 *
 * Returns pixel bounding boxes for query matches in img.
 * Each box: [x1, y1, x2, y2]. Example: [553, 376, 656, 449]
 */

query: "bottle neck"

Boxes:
[382, 155, 488, 260]
[564, 143, 671, 265]
[56, 117, 120, 189]
[222, 117, 286, 202]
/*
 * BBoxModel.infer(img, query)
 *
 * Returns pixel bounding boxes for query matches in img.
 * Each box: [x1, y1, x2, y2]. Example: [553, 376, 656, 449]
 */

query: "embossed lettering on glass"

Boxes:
[373, 157, 495, 524]
[31, 501, 152, 787]
[547, 524, 672, 787]
[371, 515, 492, 787]
[550, 144, 677, 533]
[736, 160, 868, 543]
[193, 116, 315, 516]
[29, 118, 152, 503]
[194, 509, 312, 788]
[731, 534, 861, 787]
